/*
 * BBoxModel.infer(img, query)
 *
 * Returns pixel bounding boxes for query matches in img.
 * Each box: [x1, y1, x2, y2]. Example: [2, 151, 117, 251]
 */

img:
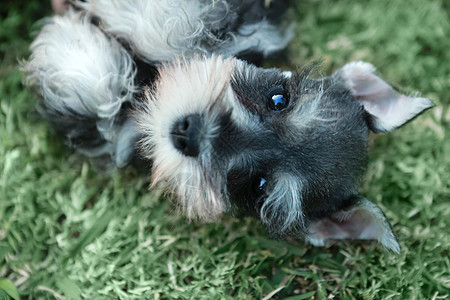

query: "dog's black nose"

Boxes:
[170, 114, 202, 157]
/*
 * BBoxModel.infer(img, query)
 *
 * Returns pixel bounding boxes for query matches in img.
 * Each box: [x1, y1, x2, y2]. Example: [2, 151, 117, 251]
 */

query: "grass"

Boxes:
[1, 0, 449, 299]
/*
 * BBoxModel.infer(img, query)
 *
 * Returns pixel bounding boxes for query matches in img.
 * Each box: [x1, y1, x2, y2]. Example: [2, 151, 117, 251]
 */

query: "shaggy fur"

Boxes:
[24, 10, 138, 166]
[24, 0, 433, 252]
[77, 0, 292, 62]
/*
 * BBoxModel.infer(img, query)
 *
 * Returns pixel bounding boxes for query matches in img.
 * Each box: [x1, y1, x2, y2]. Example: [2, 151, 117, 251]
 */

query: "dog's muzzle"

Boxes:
[170, 114, 203, 157]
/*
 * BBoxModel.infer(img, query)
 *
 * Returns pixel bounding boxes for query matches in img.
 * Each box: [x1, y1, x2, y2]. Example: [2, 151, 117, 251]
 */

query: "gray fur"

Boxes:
[77, 0, 291, 63]
[24, 1, 432, 251]
[23, 9, 138, 165]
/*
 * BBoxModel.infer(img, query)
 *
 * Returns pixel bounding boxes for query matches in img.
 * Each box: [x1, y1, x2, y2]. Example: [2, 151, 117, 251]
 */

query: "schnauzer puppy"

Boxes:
[24, 0, 432, 253]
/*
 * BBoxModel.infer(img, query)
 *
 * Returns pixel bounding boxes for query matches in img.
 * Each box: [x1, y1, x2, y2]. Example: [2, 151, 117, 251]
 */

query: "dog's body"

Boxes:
[26, 0, 291, 167]
[24, 0, 432, 252]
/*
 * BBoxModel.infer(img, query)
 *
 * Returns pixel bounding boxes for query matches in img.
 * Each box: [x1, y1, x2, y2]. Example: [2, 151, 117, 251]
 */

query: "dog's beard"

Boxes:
[137, 55, 241, 220]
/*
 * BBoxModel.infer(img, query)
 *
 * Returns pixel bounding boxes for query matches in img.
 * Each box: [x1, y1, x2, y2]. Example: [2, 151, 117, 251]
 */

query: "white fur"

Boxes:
[137, 56, 246, 220]
[78, 0, 290, 62]
[289, 83, 339, 133]
[283, 71, 292, 78]
[24, 9, 136, 162]
[260, 174, 305, 233]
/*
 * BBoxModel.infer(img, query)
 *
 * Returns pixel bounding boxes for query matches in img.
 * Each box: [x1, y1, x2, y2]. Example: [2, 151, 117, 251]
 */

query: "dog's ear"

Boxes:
[335, 62, 433, 133]
[306, 196, 400, 253]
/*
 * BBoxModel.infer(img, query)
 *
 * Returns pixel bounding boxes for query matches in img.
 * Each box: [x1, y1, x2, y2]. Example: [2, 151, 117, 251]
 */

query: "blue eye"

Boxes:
[253, 177, 267, 197]
[267, 88, 289, 111]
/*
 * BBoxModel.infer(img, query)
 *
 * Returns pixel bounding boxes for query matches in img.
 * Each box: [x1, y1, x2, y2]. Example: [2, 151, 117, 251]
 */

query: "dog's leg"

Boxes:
[23, 9, 139, 167]
[76, 0, 291, 63]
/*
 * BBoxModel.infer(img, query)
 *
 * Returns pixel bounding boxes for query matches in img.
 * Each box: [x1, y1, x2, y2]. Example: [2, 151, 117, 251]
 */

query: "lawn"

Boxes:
[1, 0, 449, 299]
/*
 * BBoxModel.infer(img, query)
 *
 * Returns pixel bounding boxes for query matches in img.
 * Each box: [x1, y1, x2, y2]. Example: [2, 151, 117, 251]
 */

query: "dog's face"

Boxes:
[137, 56, 432, 252]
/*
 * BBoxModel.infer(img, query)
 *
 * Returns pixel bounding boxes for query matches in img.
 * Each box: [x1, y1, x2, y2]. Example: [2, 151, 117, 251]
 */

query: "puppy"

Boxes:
[24, 1, 433, 252]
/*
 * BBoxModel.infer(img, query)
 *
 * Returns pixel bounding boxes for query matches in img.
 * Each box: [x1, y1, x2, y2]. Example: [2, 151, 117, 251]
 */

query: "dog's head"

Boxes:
[137, 56, 432, 252]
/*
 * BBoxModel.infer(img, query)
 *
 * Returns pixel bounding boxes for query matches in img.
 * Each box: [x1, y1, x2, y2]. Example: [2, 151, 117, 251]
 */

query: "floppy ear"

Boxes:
[306, 196, 400, 253]
[335, 61, 433, 132]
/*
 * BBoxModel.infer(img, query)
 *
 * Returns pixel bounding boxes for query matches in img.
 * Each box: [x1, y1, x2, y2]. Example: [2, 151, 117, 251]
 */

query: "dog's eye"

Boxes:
[267, 88, 289, 111]
[252, 177, 267, 197]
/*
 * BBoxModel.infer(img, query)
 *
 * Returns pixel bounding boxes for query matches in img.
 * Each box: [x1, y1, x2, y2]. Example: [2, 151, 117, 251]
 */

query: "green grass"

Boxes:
[1, 0, 449, 299]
